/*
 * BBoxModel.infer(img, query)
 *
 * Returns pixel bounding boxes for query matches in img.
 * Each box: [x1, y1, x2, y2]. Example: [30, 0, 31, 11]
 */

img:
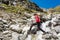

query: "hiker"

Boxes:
[28, 13, 47, 34]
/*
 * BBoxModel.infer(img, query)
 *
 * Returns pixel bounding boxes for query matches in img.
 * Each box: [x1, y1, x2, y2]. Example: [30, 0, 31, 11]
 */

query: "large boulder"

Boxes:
[10, 24, 22, 33]
[54, 26, 60, 33]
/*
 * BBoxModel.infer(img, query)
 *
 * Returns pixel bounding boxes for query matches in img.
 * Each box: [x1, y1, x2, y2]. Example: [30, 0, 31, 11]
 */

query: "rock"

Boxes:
[36, 31, 44, 40]
[51, 17, 57, 25]
[10, 24, 22, 33]
[2, 30, 12, 40]
[0, 20, 4, 25]
[57, 33, 60, 37]
[7, 34, 12, 37]
[28, 26, 37, 34]
[42, 34, 52, 39]
[22, 25, 30, 34]
[24, 12, 31, 18]
[0, 18, 3, 20]
[52, 34, 58, 39]
[31, 34, 36, 40]
[54, 26, 60, 33]
[18, 33, 29, 40]
[0, 6, 5, 10]
[10, 24, 19, 30]
[41, 21, 51, 32]
[10, 32, 19, 40]
[2, 13, 10, 20]
[2, 19, 7, 23]
[0, 27, 3, 31]
[57, 33, 60, 40]
[3, 30, 10, 35]
[22, 17, 27, 20]
[18, 34, 23, 40]
[3, 30, 11, 35]
[0, 37, 3, 40]
[25, 35, 32, 40]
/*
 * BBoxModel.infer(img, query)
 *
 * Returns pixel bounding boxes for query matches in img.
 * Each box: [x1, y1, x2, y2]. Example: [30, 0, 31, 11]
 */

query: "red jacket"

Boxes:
[35, 15, 41, 22]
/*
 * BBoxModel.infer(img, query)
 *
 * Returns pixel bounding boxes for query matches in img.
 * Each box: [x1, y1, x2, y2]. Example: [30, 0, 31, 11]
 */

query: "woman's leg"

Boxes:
[37, 22, 46, 33]
[29, 23, 37, 31]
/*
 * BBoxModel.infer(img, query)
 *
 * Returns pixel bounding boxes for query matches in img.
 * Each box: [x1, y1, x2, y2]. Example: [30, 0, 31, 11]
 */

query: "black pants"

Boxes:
[29, 22, 46, 33]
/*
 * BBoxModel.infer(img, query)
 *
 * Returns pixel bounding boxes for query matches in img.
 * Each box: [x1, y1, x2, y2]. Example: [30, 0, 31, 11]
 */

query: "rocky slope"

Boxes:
[0, 10, 60, 40]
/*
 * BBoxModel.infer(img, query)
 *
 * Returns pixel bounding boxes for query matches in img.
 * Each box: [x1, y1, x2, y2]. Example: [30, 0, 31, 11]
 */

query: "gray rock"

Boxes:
[42, 34, 52, 39]
[10, 32, 19, 40]
[54, 26, 60, 33]
[10, 24, 22, 33]
[3, 30, 11, 35]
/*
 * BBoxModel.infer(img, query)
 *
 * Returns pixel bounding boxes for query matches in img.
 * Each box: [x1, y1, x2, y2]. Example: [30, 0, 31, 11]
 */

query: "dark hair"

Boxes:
[34, 13, 37, 15]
